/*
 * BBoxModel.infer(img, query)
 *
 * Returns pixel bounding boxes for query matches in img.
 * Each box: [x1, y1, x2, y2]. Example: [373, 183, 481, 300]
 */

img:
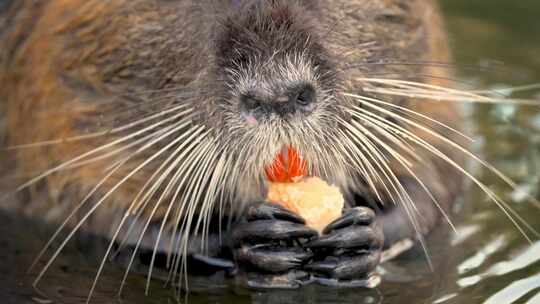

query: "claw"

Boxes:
[237, 245, 313, 273]
[306, 252, 381, 280]
[247, 203, 305, 224]
[233, 220, 318, 245]
[245, 270, 313, 289]
[306, 225, 379, 249]
[303, 258, 338, 275]
[323, 207, 375, 234]
[331, 254, 381, 280]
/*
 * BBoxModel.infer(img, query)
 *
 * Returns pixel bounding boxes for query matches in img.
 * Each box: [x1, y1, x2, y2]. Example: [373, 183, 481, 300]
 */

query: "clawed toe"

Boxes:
[305, 225, 381, 250]
[247, 203, 305, 224]
[232, 202, 317, 288]
[304, 206, 383, 284]
[305, 251, 381, 280]
[236, 245, 313, 273]
[244, 270, 314, 289]
[232, 219, 318, 245]
[323, 207, 375, 234]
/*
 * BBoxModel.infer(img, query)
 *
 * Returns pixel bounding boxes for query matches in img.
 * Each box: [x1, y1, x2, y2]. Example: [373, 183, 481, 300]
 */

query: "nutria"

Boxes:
[0, 0, 475, 295]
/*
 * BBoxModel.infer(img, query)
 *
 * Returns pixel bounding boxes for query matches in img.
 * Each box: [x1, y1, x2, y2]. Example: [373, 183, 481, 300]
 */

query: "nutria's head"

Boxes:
[196, 1, 353, 201]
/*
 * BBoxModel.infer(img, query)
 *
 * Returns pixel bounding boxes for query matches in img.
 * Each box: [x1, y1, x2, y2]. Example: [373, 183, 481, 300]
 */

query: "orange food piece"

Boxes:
[265, 146, 307, 183]
[267, 177, 344, 233]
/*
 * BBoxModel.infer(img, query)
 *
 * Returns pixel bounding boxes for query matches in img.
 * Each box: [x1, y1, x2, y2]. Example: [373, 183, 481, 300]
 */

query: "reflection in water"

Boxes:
[1, 0, 540, 303]
[457, 235, 506, 277]
[487, 242, 540, 277]
[484, 273, 540, 304]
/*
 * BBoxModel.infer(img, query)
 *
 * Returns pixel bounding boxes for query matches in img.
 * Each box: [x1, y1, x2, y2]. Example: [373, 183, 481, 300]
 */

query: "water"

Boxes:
[1, 1, 540, 303]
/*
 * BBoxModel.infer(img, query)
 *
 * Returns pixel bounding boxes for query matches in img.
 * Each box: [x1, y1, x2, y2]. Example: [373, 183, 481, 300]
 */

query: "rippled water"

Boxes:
[2, 1, 540, 303]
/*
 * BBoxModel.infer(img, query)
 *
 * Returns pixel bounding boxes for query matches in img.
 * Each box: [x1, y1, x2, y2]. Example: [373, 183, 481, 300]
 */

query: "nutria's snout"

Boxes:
[240, 83, 317, 121]
[213, 0, 340, 129]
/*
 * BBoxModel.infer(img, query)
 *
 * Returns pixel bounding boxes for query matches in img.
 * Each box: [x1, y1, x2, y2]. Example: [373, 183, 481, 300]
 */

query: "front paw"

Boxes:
[232, 202, 318, 288]
[304, 207, 383, 287]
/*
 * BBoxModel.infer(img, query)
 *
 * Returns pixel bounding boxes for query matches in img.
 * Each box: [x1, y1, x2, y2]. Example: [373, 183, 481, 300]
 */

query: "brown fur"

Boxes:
[0, 0, 464, 253]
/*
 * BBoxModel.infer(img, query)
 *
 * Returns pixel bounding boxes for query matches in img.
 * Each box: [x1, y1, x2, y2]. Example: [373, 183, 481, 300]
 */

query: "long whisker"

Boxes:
[166, 138, 221, 263]
[86, 126, 203, 303]
[358, 78, 540, 105]
[2, 103, 190, 151]
[352, 93, 540, 210]
[350, 109, 457, 232]
[342, 93, 473, 142]
[360, 91, 540, 215]
[185, 142, 224, 251]
[117, 127, 208, 295]
[117, 130, 212, 296]
[346, 60, 504, 73]
[65, 119, 189, 172]
[90, 93, 197, 131]
[337, 117, 433, 268]
[110, 128, 205, 258]
[200, 152, 230, 254]
[29, 159, 125, 273]
[14, 107, 191, 192]
[459, 83, 540, 95]
[145, 136, 217, 295]
[29, 119, 190, 273]
[172, 140, 219, 294]
[361, 72, 486, 91]
[33, 118, 196, 294]
[348, 93, 539, 240]
[341, 126, 399, 205]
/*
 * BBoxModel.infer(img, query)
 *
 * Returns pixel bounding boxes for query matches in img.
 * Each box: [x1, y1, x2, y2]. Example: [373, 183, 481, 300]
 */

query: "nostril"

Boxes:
[241, 94, 260, 111]
[294, 85, 316, 107]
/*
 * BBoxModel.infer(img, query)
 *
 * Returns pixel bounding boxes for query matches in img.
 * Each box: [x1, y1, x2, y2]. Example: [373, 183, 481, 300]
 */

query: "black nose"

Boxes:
[291, 84, 316, 108]
[241, 84, 316, 116]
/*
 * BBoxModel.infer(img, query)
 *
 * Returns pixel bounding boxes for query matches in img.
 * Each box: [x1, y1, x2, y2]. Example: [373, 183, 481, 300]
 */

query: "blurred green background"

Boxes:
[441, 0, 540, 84]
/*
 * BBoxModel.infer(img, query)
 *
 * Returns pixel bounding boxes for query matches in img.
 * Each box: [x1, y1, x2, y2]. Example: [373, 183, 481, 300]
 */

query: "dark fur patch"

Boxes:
[216, 1, 335, 86]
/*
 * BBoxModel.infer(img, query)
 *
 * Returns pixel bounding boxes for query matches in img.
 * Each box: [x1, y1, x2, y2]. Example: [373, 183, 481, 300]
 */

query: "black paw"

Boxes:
[232, 202, 317, 288]
[304, 207, 383, 287]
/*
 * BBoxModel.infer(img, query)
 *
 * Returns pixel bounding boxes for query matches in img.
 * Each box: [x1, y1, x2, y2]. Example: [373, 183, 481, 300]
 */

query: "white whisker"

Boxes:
[117, 127, 209, 296]
[358, 78, 540, 105]
[343, 93, 473, 142]
[3, 104, 191, 151]
[16, 108, 192, 191]
[88, 126, 203, 302]
[337, 117, 433, 268]
[350, 109, 457, 232]
[146, 138, 218, 295]
[348, 93, 539, 241]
